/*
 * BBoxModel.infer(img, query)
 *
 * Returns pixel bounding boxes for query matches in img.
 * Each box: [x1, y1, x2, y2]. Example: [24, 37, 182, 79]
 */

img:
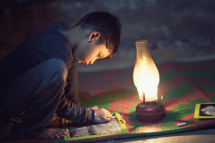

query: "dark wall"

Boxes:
[0, 0, 215, 59]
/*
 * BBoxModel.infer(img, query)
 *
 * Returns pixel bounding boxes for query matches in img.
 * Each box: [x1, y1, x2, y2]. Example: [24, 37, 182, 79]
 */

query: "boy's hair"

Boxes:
[76, 11, 121, 58]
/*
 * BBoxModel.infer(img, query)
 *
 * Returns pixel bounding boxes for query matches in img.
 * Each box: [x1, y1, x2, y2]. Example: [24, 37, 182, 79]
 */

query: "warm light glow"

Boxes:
[133, 39, 159, 101]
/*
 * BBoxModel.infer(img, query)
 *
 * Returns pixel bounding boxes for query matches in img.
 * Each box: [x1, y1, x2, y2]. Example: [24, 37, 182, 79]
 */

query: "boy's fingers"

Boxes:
[91, 105, 99, 109]
[94, 108, 113, 123]
[102, 118, 111, 123]
[104, 116, 112, 122]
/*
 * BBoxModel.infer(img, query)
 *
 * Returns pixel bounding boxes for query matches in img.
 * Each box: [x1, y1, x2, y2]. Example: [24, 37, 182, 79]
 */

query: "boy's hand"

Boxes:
[93, 108, 112, 123]
[91, 105, 99, 110]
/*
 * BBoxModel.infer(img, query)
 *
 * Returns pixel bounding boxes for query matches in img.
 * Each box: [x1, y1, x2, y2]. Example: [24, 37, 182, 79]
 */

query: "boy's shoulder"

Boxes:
[39, 21, 69, 33]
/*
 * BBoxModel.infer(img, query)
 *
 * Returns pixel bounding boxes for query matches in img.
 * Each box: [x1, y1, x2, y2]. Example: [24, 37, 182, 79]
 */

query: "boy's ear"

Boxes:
[88, 31, 101, 43]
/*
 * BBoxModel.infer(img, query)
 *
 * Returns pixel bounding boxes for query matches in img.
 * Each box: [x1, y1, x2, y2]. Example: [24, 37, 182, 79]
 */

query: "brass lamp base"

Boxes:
[136, 101, 166, 122]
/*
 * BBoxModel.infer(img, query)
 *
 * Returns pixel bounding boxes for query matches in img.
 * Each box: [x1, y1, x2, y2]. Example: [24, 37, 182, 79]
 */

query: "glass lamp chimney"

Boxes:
[133, 39, 159, 102]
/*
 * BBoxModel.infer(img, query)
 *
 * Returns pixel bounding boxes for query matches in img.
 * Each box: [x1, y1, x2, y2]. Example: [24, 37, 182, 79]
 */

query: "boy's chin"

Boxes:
[77, 61, 88, 65]
[75, 59, 89, 65]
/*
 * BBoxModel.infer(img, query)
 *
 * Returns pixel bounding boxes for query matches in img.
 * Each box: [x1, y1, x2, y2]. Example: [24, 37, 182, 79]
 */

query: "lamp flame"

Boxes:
[133, 39, 159, 102]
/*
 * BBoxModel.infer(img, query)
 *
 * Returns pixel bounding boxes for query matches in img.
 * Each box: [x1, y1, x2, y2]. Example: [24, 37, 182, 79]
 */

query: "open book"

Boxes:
[62, 113, 128, 140]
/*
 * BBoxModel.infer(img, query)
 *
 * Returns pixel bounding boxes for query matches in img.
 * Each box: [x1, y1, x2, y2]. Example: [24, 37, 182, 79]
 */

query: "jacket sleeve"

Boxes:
[64, 60, 80, 105]
[56, 59, 95, 123]
[56, 95, 95, 123]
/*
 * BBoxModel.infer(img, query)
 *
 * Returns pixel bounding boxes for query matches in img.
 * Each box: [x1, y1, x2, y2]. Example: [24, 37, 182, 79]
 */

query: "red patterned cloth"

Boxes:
[8, 60, 215, 142]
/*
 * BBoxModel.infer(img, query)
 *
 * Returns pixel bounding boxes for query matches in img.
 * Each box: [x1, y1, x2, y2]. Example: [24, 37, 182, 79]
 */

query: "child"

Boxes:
[0, 11, 121, 140]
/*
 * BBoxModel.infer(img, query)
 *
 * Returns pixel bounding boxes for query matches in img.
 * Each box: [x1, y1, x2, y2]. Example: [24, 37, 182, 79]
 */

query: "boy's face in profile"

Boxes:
[74, 40, 110, 65]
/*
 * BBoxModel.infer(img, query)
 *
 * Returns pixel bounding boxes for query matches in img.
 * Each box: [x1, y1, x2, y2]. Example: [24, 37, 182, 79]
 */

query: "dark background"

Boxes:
[1, 0, 215, 71]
